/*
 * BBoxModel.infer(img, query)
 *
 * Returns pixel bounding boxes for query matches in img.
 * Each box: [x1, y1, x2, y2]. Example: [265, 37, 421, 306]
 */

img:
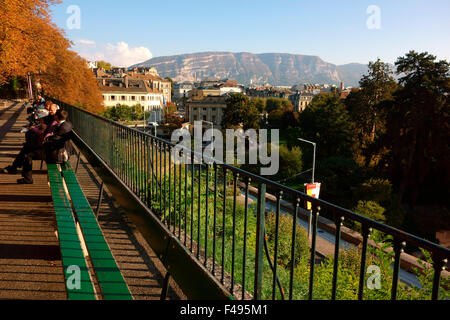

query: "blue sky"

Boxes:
[50, 0, 450, 67]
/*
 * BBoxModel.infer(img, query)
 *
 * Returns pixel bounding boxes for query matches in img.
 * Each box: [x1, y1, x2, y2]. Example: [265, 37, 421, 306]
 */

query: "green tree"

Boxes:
[266, 97, 293, 113]
[345, 59, 397, 166]
[222, 93, 260, 130]
[315, 156, 362, 208]
[358, 59, 397, 141]
[252, 97, 266, 113]
[97, 60, 112, 70]
[130, 104, 144, 120]
[353, 178, 406, 228]
[298, 92, 355, 159]
[267, 107, 285, 128]
[383, 51, 450, 205]
[353, 200, 386, 223]
[275, 145, 303, 181]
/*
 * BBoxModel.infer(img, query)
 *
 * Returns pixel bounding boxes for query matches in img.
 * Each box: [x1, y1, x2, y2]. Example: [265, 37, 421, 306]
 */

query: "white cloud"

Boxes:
[75, 39, 96, 46]
[104, 42, 152, 67]
[76, 41, 152, 67]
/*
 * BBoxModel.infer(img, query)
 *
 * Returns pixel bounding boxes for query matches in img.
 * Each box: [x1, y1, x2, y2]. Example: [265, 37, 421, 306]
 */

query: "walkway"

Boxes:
[0, 101, 185, 300]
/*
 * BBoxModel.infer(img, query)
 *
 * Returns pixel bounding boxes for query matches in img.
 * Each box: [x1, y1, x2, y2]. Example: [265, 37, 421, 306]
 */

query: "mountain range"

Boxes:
[131, 52, 368, 87]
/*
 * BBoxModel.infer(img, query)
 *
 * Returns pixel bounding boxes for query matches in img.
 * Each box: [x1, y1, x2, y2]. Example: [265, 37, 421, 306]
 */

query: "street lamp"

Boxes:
[298, 137, 317, 238]
[298, 138, 316, 183]
[201, 120, 214, 162]
[149, 122, 159, 137]
[142, 105, 146, 131]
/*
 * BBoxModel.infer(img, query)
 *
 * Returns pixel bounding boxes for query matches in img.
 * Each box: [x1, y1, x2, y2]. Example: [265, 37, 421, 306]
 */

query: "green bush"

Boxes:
[265, 211, 309, 268]
[353, 200, 386, 223]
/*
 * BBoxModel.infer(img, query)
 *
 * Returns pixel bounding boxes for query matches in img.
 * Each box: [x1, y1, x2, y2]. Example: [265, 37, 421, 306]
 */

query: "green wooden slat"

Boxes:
[47, 164, 96, 300]
[61, 163, 132, 300]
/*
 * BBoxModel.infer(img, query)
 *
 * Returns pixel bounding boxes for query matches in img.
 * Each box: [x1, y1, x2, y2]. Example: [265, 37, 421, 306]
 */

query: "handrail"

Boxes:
[52, 98, 449, 300]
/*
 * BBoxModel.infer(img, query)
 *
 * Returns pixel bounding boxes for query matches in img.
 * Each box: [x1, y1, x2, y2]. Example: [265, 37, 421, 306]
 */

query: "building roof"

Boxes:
[187, 95, 227, 104]
[99, 85, 163, 95]
[126, 73, 171, 83]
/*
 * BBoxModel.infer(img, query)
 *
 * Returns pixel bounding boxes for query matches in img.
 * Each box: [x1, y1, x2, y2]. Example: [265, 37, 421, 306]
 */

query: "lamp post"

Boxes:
[298, 138, 317, 238]
[201, 120, 214, 182]
[201, 120, 214, 156]
[149, 122, 159, 137]
[142, 105, 146, 131]
[298, 138, 316, 184]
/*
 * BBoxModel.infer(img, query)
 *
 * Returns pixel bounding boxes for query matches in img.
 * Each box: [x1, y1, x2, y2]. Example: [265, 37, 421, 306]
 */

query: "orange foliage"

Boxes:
[39, 49, 104, 113]
[0, 0, 104, 113]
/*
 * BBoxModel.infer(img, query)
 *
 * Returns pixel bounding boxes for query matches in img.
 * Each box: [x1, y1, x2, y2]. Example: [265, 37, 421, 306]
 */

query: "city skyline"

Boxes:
[50, 0, 450, 67]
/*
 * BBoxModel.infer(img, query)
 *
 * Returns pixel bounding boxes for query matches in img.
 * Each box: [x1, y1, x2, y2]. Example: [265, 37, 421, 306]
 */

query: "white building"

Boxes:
[87, 61, 98, 69]
[174, 83, 194, 99]
[186, 96, 227, 129]
[219, 86, 243, 95]
[288, 93, 314, 112]
[100, 79, 165, 112]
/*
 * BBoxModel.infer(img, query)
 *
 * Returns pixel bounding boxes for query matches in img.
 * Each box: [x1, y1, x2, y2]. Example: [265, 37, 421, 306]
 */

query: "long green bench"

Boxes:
[47, 164, 96, 300]
[60, 162, 132, 300]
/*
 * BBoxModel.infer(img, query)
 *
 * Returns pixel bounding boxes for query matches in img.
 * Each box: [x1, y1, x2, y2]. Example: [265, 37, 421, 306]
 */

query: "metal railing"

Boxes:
[58, 100, 449, 300]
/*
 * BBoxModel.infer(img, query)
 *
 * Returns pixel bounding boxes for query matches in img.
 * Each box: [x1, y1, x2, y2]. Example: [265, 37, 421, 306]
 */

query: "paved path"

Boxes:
[0, 101, 66, 299]
[0, 101, 185, 300]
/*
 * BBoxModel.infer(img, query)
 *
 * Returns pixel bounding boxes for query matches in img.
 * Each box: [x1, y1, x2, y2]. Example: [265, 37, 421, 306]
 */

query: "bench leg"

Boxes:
[160, 272, 171, 300]
[95, 182, 104, 216]
[75, 151, 81, 173]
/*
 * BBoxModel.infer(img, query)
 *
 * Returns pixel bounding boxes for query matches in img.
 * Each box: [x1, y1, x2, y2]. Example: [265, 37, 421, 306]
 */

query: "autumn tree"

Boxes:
[39, 48, 104, 113]
[0, 0, 104, 113]
[0, 0, 64, 83]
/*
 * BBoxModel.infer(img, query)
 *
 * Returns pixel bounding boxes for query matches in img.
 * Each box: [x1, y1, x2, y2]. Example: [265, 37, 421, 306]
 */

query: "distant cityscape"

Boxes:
[91, 62, 353, 136]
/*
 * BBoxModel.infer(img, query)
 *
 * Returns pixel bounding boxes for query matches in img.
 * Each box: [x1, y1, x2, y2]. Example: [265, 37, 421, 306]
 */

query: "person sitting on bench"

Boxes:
[2, 109, 73, 184]
[4, 103, 59, 175]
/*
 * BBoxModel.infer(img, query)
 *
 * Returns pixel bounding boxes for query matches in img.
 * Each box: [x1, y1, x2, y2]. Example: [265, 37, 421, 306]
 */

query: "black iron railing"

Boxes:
[58, 100, 449, 300]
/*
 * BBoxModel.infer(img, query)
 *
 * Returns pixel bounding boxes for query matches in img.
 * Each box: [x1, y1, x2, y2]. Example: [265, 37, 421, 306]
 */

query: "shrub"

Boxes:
[353, 200, 386, 223]
[265, 211, 309, 268]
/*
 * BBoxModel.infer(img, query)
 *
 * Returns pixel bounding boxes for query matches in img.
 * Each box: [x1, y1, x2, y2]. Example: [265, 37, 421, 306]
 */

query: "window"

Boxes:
[131, 96, 136, 101]
[203, 115, 207, 121]
[103, 95, 106, 100]
[111, 95, 116, 101]
[121, 96, 126, 101]
[141, 96, 145, 101]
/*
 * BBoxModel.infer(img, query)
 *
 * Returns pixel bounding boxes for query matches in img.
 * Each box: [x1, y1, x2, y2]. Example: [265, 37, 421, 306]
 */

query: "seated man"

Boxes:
[2, 110, 73, 184]
[33, 95, 45, 109]
[6, 103, 59, 174]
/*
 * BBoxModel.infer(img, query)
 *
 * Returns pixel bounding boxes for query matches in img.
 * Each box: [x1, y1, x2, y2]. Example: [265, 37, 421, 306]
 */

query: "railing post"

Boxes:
[391, 239, 405, 300]
[308, 206, 320, 300]
[358, 225, 372, 300]
[95, 181, 104, 216]
[254, 183, 266, 300]
[431, 254, 447, 300]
